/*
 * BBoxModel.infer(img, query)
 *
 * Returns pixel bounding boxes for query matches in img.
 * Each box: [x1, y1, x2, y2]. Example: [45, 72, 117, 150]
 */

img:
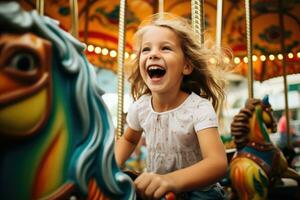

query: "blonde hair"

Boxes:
[128, 13, 229, 110]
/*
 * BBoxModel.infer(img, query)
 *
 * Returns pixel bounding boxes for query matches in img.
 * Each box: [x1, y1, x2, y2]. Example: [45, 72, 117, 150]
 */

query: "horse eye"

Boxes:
[9, 52, 37, 72]
[265, 107, 272, 112]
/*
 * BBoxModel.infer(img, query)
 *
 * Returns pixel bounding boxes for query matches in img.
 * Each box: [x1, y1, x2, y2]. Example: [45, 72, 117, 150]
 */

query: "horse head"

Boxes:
[0, 2, 134, 199]
[231, 96, 277, 150]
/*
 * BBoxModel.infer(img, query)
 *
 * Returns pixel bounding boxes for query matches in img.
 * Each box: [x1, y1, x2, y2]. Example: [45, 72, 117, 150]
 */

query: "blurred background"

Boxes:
[19, 0, 300, 146]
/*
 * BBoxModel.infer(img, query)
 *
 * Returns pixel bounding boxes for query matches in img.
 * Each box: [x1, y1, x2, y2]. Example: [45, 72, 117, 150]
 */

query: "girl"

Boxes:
[115, 13, 228, 200]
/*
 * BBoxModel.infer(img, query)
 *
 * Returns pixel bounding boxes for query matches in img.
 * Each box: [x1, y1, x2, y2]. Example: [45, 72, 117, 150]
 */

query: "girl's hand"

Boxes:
[134, 172, 176, 200]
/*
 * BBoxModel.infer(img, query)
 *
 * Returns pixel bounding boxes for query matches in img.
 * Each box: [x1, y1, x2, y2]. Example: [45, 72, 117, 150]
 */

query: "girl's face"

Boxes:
[139, 26, 192, 95]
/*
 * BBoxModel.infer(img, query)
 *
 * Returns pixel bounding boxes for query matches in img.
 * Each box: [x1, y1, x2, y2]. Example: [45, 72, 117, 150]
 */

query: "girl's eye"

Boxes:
[142, 47, 150, 52]
[162, 46, 171, 51]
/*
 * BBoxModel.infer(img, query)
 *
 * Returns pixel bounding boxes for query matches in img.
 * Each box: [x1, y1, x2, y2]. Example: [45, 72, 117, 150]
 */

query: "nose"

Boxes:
[149, 55, 157, 60]
[148, 49, 160, 60]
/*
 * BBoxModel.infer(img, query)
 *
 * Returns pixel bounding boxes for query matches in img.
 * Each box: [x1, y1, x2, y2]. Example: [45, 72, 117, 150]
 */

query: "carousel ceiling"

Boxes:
[20, 0, 300, 82]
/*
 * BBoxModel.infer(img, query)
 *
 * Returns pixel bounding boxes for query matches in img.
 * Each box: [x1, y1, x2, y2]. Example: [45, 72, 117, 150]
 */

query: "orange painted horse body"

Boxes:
[229, 97, 300, 200]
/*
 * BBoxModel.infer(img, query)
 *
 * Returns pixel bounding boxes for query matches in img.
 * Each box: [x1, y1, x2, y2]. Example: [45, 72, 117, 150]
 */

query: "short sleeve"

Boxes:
[193, 101, 218, 132]
[126, 101, 143, 131]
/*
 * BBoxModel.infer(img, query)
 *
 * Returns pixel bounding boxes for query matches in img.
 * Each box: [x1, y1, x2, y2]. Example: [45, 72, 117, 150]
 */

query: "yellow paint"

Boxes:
[230, 157, 268, 200]
[262, 111, 271, 124]
[0, 89, 47, 136]
[33, 102, 69, 198]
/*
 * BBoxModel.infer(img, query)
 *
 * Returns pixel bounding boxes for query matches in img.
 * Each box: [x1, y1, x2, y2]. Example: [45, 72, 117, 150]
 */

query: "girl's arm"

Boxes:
[114, 127, 143, 167]
[134, 127, 227, 199]
[168, 127, 227, 191]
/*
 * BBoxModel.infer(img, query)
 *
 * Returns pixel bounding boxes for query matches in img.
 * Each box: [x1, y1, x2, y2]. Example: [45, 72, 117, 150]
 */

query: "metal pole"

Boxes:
[191, 0, 205, 46]
[36, 0, 44, 16]
[245, 0, 254, 98]
[216, 0, 224, 129]
[278, 0, 291, 148]
[70, 0, 79, 38]
[159, 0, 164, 17]
[116, 0, 126, 138]
[216, 0, 223, 51]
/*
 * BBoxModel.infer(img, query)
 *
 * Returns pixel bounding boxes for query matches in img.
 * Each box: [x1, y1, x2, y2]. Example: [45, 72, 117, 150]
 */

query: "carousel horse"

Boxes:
[0, 2, 135, 199]
[229, 97, 300, 200]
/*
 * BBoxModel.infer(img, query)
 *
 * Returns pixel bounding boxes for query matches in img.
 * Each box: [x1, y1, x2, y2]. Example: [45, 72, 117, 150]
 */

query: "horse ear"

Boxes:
[262, 95, 270, 106]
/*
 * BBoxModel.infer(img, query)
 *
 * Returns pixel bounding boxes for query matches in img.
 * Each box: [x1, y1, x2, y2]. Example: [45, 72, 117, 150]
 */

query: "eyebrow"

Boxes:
[141, 41, 176, 46]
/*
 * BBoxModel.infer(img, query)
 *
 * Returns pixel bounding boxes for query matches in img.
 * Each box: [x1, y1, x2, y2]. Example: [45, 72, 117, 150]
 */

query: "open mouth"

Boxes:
[147, 65, 166, 79]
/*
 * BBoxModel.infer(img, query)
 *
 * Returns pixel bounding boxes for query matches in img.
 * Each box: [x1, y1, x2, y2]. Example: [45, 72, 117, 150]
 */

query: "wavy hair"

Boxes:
[128, 13, 230, 110]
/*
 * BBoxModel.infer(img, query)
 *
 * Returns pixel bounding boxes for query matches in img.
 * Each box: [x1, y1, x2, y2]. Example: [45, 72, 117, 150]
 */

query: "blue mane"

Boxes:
[0, 2, 134, 199]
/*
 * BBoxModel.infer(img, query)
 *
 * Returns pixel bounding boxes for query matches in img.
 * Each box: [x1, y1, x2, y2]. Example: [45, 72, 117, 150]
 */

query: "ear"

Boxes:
[182, 63, 193, 75]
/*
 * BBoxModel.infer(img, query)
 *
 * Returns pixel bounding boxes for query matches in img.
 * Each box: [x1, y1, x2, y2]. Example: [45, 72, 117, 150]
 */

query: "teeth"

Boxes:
[148, 65, 164, 70]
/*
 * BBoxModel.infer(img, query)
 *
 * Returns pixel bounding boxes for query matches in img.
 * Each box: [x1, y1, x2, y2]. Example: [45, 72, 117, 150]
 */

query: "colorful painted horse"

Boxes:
[229, 97, 300, 200]
[0, 2, 135, 199]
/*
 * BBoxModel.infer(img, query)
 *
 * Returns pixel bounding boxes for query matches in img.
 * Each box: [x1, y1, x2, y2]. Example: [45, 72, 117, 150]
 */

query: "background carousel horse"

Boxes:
[229, 97, 300, 200]
[0, 2, 135, 199]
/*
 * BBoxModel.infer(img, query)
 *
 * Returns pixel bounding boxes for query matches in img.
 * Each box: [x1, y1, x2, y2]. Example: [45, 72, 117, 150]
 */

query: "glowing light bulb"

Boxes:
[277, 54, 283, 60]
[125, 52, 129, 59]
[223, 57, 230, 63]
[87, 44, 94, 52]
[95, 47, 101, 54]
[102, 48, 109, 55]
[260, 55, 266, 61]
[269, 54, 275, 61]
[209, 58, 217, 64]
[110, 50, 117, 57]
[234, 57, 240, 64]
[130, 53, 137, 60]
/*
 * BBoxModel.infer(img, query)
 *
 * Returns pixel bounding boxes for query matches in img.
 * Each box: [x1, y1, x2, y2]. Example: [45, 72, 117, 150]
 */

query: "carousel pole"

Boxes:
[245, 0, 254, 98]
[153, 0, 164, 15]
[36, 0, 44, 16]
[159, 0, 164, 17]
[216, 0, 223, 50]
[278, 0, 291, 148]
[116, 0, 126, 139]
[216, 0, 224, 128]
[70, 0, 79, 38]
[191, 0, 205, 46]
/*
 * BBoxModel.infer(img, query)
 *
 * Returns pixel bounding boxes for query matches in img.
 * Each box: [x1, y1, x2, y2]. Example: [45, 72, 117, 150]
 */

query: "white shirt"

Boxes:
[126, 92, 218, 174]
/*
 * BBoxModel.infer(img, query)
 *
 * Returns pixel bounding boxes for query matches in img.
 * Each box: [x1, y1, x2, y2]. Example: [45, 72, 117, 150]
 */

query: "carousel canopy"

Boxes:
[20, 0, 300, 81]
